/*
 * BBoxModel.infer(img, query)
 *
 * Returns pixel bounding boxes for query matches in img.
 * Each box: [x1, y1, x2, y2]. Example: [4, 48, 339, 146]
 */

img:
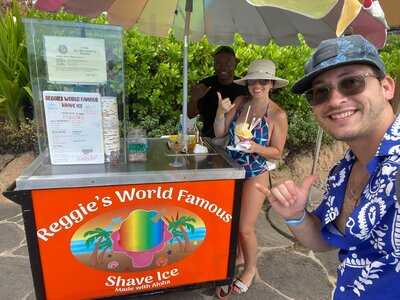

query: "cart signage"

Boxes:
[32, 180, 236, 299]
[44, 35, 107, 84]
[42, 91, 105, 165]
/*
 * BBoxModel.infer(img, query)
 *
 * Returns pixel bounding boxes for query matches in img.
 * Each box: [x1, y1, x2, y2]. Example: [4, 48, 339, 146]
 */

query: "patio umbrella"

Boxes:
[249, 0, 389, 48]
[34, 0, 388, 146]
[35, 0, 351, 47]
[249, 0, 398, 28]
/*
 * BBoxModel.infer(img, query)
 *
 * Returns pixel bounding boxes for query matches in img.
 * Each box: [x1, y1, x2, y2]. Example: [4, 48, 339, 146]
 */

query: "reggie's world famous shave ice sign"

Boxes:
[32, 181, 235, 299]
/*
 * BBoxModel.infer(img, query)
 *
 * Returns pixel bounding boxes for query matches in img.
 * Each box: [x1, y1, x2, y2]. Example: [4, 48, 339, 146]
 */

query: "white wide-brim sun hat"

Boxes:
[234, 59, 289, 89]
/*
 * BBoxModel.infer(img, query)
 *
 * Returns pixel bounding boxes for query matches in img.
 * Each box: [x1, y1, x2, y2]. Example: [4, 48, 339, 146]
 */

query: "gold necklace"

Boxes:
[346, 164, 370, 209]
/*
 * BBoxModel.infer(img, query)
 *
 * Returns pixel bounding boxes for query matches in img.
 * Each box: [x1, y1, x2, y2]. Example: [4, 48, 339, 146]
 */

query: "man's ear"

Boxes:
[235, 58, 240, 65]
[381, 75, 396, 102]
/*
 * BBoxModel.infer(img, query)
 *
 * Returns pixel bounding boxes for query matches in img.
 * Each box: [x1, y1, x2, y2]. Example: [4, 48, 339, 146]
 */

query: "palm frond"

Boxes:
[84, 236, 97, 247]
[83, 230, 99, 237]
[185, 223, 195, 233]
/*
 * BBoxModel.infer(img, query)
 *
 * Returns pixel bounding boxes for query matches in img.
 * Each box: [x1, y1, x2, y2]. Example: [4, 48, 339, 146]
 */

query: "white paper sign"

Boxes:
[44, 36, 107, 84]
[101, 96, 120, 162]
[43, 91, 105, 165]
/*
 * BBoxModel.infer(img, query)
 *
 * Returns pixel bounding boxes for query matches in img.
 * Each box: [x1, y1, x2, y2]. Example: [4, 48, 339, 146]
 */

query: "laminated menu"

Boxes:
[43, 91, 105, 165]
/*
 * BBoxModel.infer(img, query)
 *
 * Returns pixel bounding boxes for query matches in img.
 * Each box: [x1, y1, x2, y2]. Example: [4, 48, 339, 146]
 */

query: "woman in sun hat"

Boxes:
[214, 59, 288, 296]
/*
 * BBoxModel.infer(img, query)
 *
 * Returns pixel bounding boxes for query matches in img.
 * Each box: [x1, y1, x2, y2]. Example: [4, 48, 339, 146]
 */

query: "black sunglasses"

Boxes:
[247, 79, 270, 86]
[304, 73, 380, 106]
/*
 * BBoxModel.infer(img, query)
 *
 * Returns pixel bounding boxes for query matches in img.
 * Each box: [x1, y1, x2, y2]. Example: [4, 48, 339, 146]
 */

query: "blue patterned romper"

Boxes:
[227, 103, 270, 178]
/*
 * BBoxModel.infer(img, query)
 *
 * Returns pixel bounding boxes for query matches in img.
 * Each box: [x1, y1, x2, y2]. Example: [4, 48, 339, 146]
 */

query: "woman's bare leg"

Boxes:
[236, 241, 244, 266]
[234, 171, 268, 290]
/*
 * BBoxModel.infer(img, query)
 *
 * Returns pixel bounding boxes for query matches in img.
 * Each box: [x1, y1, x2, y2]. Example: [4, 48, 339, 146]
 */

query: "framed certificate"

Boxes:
[44, 36, 107, 84]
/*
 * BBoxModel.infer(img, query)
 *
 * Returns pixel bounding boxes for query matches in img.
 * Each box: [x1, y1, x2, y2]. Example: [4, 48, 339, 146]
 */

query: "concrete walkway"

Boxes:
[0, 198, 339, 300]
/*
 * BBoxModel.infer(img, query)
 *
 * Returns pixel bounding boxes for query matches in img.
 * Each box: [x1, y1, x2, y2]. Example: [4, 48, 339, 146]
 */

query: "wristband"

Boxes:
[284, 210, 306, 227]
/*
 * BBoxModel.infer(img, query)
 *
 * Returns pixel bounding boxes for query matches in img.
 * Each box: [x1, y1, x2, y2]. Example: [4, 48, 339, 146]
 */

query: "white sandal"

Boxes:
[232, 278, 249, 294]
[216, 285, 232, 299]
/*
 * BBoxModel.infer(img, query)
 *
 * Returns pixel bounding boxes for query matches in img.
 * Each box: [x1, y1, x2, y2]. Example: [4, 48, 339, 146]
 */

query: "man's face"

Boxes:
[310, 64, 393, 142]
[214, 52, 236, 83]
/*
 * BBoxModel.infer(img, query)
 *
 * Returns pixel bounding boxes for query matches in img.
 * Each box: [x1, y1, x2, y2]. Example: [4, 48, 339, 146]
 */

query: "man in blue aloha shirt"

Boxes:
[258, 35, 399, 299]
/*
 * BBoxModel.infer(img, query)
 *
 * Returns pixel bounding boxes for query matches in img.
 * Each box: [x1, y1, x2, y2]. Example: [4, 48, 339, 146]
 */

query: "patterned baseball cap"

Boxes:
[292, 35, 385, 94]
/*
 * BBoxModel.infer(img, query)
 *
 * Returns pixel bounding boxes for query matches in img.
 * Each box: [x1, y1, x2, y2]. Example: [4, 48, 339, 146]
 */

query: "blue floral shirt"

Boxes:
[314, 115, 400, 300]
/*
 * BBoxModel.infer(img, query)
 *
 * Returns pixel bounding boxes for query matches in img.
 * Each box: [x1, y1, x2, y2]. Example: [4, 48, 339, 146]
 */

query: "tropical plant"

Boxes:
[166, 213, 196, 253]
[380, 33, 400, 80]
[83, 227, 113, 266]
[0, 1, 32, 126]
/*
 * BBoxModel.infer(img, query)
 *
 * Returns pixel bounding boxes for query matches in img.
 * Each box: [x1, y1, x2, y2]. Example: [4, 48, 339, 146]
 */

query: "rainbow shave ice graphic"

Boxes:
[112, 209, 172, 267]
[70, 207, 206, 272]
[119, 210, 164, 251]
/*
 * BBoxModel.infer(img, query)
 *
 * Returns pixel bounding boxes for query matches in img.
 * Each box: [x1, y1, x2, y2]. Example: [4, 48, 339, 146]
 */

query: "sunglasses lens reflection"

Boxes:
[248, 79, 269, 86]
[312, 86, 331, 105]
[306, 74, 369, 106]
[339, 76, 366, 95]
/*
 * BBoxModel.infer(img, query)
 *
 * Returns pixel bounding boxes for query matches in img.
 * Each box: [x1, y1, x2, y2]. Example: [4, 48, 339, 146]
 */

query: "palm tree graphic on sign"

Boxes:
[166, 213, 196, 253]
[84, 227, 113, 266]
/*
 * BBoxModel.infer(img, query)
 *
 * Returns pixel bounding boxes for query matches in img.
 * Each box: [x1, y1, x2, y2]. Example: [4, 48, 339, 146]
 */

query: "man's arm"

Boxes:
[285, 211, 333, 252]
[188, 83, 210, 118]
[257, 176, 334, 252]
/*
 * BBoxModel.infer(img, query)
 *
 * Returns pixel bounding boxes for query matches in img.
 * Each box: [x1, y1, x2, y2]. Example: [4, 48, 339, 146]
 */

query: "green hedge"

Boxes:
[123, 31, 400, 152]
[124, 31, 322, 151]
[1, 6, 399, 155]
[380, 33, 400, 80]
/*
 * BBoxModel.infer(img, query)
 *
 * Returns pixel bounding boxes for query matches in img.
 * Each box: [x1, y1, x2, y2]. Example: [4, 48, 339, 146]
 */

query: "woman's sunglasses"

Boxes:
[304, 73, 380, 106]
[247, 79, 270, 86]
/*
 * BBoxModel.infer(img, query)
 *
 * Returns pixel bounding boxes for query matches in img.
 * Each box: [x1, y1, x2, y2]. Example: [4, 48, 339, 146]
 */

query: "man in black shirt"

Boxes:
[188, 46, 248, 138]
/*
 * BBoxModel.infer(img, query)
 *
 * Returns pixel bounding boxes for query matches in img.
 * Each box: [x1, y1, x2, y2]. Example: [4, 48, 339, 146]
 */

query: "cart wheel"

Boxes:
[216, 285, 231, 299]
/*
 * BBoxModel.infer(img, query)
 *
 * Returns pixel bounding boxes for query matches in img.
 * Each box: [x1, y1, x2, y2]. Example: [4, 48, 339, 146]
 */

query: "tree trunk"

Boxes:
[98, 249, 108, 265]
[90, 237, 103, 266]
[174, 237, 184, 252]
[179, 225, 191, 252]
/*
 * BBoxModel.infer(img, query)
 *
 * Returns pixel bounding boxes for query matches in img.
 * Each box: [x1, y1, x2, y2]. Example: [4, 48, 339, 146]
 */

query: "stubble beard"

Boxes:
[321, 104, 383, 142]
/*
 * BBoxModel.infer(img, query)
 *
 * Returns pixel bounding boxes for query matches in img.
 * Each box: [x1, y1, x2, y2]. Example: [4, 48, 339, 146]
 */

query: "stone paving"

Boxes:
[0, 154, 339, 300]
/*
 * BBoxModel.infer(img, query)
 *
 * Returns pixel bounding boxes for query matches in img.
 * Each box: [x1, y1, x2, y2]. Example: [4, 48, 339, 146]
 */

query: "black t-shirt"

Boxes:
[197, 75, 248, 138]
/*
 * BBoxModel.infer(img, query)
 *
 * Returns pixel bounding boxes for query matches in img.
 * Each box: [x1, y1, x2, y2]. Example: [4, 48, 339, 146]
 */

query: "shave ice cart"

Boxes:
[3, 19, 245, 300]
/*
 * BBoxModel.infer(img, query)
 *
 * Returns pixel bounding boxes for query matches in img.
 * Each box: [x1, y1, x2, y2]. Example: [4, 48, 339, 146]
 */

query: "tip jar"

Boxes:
[127, 127, 148, 162]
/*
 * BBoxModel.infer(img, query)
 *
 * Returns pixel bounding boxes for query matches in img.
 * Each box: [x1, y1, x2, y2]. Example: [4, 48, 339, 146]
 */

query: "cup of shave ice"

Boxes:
[235, 122, 253, 140]
[234, 122, 253, 151]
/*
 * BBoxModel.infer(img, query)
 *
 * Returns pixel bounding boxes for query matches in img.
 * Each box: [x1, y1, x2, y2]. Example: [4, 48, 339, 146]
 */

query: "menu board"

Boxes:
[43, 91, 105, 165]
